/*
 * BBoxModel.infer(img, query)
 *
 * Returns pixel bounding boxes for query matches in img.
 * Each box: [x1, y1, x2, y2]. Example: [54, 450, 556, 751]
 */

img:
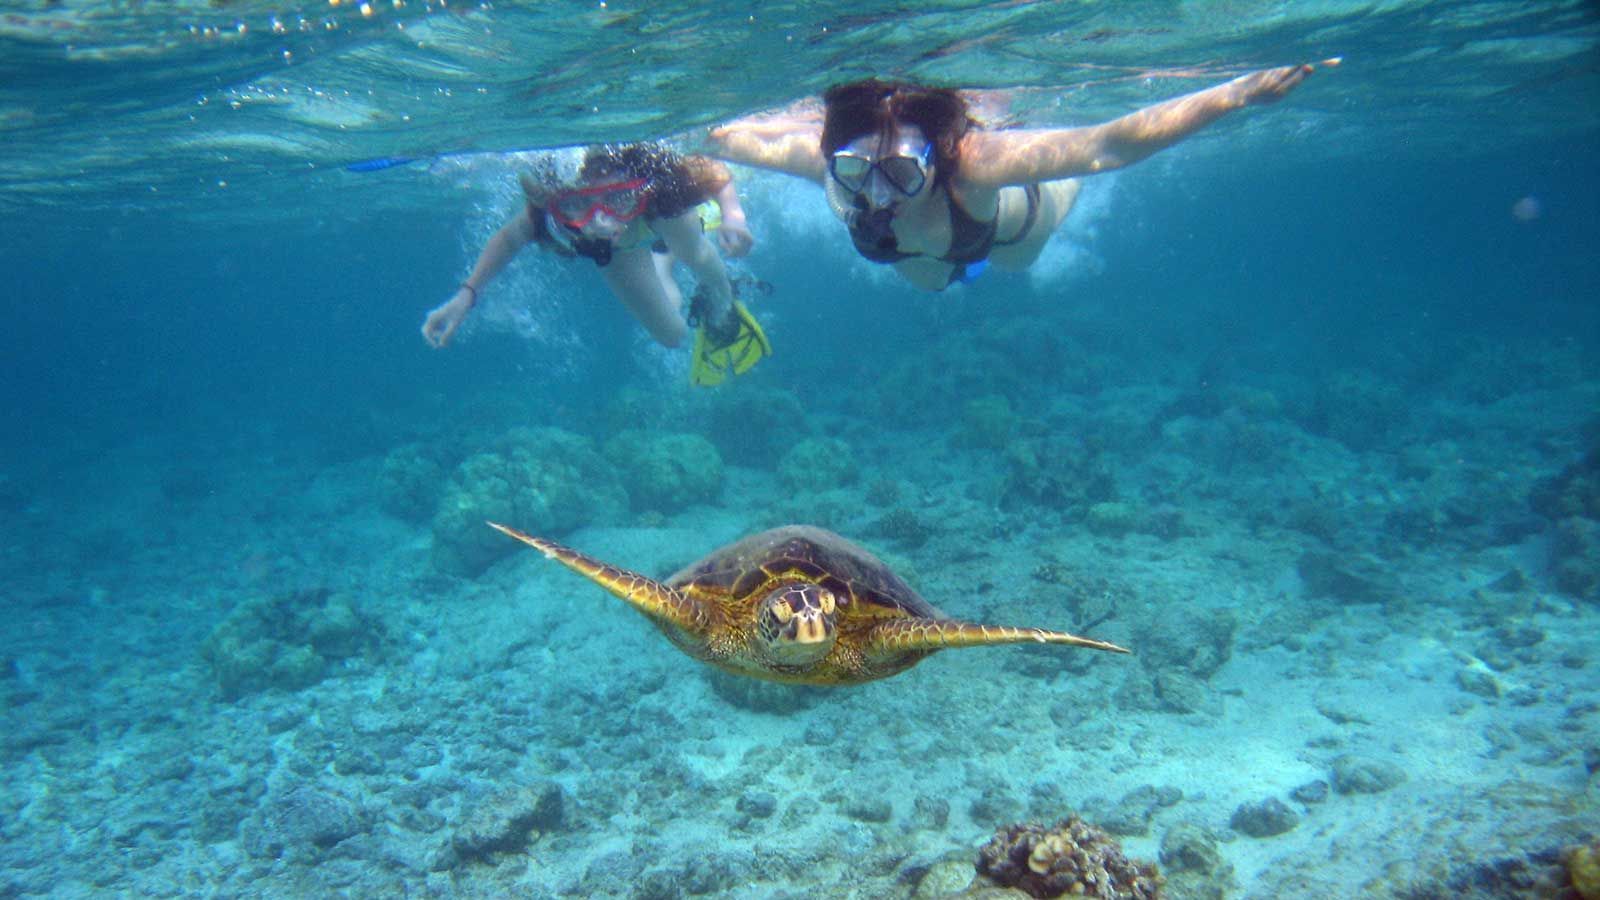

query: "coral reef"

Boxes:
[1159, 823, 1235, 900]
[912, 794, 951, 831]
[1002, 435, 1117, 512]
[776, 436, 858, 492]
[1531, 447, 1600, 521]
[1290, 780, 1330, 804]
[242, 784, 366, 858]
[865, 476, 904, 506]
[1115, 608, 1235, 715]
[1549, 517, 1600, 603]
[841, 795, 893, 824]
[706, 669, 828, 714]
[958, 394, 1018, 449]
[1158, 822, 1226, 875]
[1330, 754, 1408, 795]
[1228, 797, 1299, 837]
[698, 385, 810, 467]
[1569, 838, 1600, 900]
[1096, 785, 1183, 837]
[913, 854, 979, 897]
[1381, 442, 1543, 553]
[975, 816, 1162, 899]
[870, 343, 1000, 431]
[1456, 665, 1503, 699]
[735, 790, 777, 820]
[1396, 844, 1584, 899]
[602, 428, 723, 513]
[451, 782, 565, 862]
[1299, 368, 1409, 452]
[866, 318, 1088, 432]
[968, 781, 1025, 826]
[596, 385, 683, 436]
[1152, 403, 1293, 478]
[1296, 550, 1394, 605]
[429, 426, 627, 576]
[377, 442, 450, 521]
[1437, 334, 1590, 404]
[200, 588, 387, 700]
[1086, 501, 1139, 537]
[870, 507, 935, 548]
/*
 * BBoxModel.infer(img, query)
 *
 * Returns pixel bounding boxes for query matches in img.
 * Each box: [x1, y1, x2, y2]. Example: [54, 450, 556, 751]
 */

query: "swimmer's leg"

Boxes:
[600, 247, 688, 348]
[650, 246, 684, 308]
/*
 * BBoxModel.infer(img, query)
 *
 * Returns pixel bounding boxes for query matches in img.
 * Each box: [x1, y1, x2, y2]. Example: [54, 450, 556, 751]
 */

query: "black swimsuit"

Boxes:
[848, 184, 1041, 277]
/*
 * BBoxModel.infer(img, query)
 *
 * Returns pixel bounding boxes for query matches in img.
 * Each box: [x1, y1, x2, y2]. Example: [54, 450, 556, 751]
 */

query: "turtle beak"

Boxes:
[770, 594, 834, 643]
[789, 614, 831, 644]
[761, 585, 838, 666]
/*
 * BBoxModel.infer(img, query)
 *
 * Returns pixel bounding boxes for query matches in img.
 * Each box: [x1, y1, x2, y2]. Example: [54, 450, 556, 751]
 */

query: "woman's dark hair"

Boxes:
[581, 142, 677, 182]
[821, 80, 975, 190]
[581, 142, 701, 219]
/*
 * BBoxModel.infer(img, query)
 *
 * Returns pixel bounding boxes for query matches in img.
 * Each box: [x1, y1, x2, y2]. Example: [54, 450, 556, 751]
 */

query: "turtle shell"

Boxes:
[666, 525, 945, 621]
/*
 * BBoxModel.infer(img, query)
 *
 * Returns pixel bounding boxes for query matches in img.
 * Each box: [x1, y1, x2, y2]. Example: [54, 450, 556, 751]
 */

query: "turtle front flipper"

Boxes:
[864, 618, 1130, 659]
[488, 523, 717, 636]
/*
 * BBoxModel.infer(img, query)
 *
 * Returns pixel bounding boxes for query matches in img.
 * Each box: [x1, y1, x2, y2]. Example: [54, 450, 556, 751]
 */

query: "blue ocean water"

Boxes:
[3, 2, 1598, 897]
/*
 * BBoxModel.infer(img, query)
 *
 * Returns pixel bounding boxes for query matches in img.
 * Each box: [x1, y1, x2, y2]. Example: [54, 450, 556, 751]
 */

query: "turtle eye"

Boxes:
[818, 590, 836, 615]
[770, 601, 794, 624]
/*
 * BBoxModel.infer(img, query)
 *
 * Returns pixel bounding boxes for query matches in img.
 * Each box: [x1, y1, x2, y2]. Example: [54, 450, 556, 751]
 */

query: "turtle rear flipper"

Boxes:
[488, 523, 717, 636]
[864, 618, 1130, 660]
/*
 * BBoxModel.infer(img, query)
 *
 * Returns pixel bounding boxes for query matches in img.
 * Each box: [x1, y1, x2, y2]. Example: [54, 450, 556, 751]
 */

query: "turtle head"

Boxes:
[756, 583, 838, 667]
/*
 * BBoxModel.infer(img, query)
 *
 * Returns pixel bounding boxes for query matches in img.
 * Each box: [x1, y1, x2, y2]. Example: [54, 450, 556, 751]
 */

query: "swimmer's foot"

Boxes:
[688, 294, 772, 388]
[688, 288, 741, 347]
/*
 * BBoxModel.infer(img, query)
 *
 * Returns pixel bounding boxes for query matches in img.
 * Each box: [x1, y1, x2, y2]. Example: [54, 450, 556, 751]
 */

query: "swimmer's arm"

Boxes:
[710, 179, 754, 258]
[680, 156, 752, 256]
[462, 208, 539, 295]
[959, 62, 1327, 187]
[422, 209, 537, 347]
[707, 119, 827, 183]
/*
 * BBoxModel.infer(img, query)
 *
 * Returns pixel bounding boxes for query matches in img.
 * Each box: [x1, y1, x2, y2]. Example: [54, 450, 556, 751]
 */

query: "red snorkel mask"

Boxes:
[547, 177, 652, 229]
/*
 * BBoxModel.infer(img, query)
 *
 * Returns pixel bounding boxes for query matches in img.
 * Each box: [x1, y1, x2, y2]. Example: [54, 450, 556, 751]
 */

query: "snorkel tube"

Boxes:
[826, 176, 900, 255]
[823, 175, 860, 225]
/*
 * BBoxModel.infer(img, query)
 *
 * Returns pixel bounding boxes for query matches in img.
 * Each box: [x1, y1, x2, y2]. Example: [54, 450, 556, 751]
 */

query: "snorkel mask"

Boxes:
[547, 177, 652, 229]
[824, 140, 932, 255]
[828, 141, 933, 203]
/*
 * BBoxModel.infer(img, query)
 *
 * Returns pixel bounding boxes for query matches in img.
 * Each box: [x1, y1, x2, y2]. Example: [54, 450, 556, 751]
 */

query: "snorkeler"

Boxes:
[707, 62, 1332, 292]
[422, 142, 771, 386]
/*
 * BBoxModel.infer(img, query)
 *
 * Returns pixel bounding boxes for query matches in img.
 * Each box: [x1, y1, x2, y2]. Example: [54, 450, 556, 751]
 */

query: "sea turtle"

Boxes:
[489, 522, 1129, 686]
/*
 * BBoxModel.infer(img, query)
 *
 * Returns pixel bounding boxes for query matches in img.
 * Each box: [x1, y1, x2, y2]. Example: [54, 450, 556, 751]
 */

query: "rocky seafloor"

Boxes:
[3, 322, 1598, 898]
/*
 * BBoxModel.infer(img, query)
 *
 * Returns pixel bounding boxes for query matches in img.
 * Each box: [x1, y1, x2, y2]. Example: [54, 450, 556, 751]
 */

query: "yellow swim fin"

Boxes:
[689, 300, 771, 387]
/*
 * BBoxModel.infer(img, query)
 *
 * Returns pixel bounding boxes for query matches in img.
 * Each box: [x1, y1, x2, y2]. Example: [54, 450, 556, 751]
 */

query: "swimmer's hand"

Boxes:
[717, 209, 754, 258]
[421, 288, 474, 348]
[1235, 58, 1338, 106]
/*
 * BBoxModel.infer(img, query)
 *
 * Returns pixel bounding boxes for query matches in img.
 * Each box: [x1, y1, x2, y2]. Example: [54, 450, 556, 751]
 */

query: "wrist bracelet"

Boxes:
[459, 282, 478, 306]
